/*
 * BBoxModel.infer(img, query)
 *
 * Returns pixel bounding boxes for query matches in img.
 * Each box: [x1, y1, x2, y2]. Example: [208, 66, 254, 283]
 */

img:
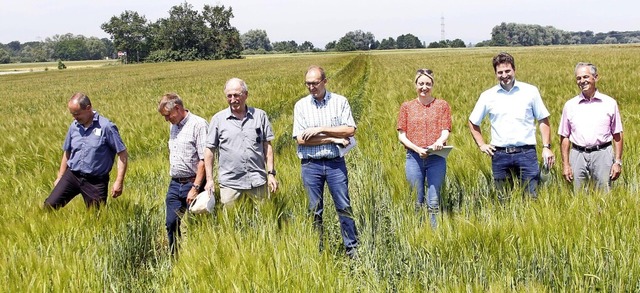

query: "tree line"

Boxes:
[476, 22, 640, 47]
[2, 9, 640, 64]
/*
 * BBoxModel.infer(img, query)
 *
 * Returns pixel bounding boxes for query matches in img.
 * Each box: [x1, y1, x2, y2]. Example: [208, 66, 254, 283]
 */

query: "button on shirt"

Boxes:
[206, 107, 274, 190]
[293, 91, 357, 159]
[469, 80, 550, 147]
[557, 90, 623, 147]
[168, 111, 208, 178]
[64, 111, 127, 177]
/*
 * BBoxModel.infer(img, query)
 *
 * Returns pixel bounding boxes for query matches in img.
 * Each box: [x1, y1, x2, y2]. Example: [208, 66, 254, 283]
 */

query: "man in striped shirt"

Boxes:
[158, 93, 208, 255]
[293, 65, 359, 258]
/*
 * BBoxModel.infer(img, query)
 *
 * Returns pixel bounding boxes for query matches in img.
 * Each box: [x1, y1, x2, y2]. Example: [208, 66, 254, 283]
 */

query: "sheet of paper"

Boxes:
[339, 136, 356, 157]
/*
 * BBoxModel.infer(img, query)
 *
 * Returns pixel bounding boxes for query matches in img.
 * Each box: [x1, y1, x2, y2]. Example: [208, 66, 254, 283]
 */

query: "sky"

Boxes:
[2, 0, 639, 47]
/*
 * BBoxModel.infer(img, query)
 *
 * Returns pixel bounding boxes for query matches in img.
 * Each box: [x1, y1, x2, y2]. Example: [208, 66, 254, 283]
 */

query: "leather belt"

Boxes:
[172, 176, 196, 183]
[572, 141, 611, 153]
[494, 145, 535, 154]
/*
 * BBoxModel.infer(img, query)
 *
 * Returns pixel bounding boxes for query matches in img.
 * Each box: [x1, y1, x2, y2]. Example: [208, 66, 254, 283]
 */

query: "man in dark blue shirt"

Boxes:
[44, 92, 128, 209]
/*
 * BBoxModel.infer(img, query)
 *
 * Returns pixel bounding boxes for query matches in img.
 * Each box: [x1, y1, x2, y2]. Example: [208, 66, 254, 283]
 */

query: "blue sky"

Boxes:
[2, 0, 639, 47]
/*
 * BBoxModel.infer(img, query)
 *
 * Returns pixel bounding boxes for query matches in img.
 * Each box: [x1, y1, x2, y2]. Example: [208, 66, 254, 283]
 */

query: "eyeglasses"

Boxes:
[416, 68, 433, 75]
[226, 92, 244, 99]
[305, 79, 325, 87]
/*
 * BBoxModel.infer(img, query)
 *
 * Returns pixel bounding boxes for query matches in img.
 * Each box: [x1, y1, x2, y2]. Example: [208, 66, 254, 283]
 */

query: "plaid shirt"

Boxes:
[168, 111, 208, 178]
[293, 91, 356, 159]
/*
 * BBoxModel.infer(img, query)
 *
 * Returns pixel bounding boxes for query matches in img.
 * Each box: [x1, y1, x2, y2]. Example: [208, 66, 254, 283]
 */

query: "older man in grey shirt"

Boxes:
[204, 78, 278, 205]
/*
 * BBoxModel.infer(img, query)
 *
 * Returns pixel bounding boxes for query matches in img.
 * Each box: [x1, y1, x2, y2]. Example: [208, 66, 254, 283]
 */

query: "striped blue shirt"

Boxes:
[293, 91, 356, 159]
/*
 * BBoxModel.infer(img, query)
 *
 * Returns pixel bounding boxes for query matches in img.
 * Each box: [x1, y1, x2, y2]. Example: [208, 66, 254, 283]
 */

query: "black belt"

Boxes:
[494, 145, 536, 154]
[302, 157, 342, 163]
[172, 176, 196, 183]
[71, 170, 108, 180]
[572, 141, 611, 153]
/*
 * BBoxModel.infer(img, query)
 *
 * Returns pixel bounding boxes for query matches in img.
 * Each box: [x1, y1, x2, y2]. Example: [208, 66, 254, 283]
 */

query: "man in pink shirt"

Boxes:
[558, 62, 623, 191]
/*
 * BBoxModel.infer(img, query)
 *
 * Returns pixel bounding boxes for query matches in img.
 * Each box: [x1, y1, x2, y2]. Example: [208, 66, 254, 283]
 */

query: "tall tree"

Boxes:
[241, 29, 272, 51]
[101, 10, 149, 62]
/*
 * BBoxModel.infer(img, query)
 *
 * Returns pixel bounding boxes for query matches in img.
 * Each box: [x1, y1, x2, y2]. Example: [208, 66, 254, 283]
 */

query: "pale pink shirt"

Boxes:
[557, 90, 623, 147]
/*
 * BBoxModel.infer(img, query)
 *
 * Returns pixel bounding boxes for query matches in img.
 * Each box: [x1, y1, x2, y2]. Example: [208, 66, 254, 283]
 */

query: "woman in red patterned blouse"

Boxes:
[396, 68, 452, 228]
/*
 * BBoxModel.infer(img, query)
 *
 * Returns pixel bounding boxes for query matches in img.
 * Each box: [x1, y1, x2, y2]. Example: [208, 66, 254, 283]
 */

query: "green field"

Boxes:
[1, 45, 639, 291]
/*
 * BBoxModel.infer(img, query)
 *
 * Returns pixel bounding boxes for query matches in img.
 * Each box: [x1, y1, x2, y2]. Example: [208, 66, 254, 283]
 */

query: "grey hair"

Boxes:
[575, 62, 598, 76]
[224, 78, 248, 93]
[158, 93, 184, 112]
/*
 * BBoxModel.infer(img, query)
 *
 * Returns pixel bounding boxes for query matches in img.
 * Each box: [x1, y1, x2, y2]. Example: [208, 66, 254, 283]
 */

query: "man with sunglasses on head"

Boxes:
[293, 65, 359, 259]
[468, 52, 555, 201]
[558, 62, 623, 192]
[158, 93, 208, 255]
[204, 78, 278, 207]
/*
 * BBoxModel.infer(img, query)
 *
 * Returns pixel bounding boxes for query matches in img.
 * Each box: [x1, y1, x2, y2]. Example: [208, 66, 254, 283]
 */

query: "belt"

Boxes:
[172, 176, 196, 183]
[494, 145, 536, 154]
[302, 157, 342, 163]
[572, 141, 611, 153]
[71, 170, 108, 180]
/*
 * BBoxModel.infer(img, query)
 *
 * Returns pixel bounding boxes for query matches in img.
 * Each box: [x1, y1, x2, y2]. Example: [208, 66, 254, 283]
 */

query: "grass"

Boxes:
[1, 45, 639, 291]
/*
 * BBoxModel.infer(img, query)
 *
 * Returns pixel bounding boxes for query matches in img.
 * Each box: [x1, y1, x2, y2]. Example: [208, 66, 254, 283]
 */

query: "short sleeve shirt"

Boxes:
[468, 80, 549, 147]
[168, 111, 208, 178]
[292, 91, 356, 159]
[557, 91, 623, 147]
[397, 98, 452, 148]
[63, 111, 127, 177]
[206, 106, 274, 189]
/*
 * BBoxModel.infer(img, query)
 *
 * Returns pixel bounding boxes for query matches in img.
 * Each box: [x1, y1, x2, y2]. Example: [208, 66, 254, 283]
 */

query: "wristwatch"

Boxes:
[543, 144, 551, 149]
[192, 183, 201, 190]
[267, 170, 277, 176]
[614, 159, 622, 166]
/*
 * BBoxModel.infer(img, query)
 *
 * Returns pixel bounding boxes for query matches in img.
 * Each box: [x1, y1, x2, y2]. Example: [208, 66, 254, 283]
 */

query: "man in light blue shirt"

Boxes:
[468, 52, 555, 199]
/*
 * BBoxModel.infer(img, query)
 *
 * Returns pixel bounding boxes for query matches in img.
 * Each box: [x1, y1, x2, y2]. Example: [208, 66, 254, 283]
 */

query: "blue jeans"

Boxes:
[301, 157, 358, 250]
[406, 151, 446, 228]
[165, 180, 193, 254]
[492, 147, 540, 199]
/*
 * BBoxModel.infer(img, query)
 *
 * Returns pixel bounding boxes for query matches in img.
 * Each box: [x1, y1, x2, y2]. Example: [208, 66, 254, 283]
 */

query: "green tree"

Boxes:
[201, 4, 242, 59]
[342, 30, 376, 50]
[298, 41, 315, 52]
[335, 37, 356, 51]
[101, 10, 149, 62]
[241, 29, 272, 51]
[47, 33, 88, 60]
[0, 47, 10, 63]
[378, 37, 396, 50]
[85, 37, 107, 60]
[396, 34, 423, 49]
[325, 41, 336, 50]
[272, 40, 298, 53]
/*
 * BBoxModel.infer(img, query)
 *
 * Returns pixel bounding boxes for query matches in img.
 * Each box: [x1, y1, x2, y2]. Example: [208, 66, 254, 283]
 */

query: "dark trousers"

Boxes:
[165, 179, 194, 254]
[44, 169, 109, 209]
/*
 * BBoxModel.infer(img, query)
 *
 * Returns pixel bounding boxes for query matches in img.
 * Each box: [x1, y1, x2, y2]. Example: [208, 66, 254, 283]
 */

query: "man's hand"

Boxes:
[479, 144, 495, 156]
[205, 179, 215, 193]
[562, 164, 573, 182]
[610, 163, 622, 181]
[187, 187, 198, 205]
[542, 148, 555, 168]
[334, 137, 350, 147]
[267, 175, 278, 193]
[111, 181, 123, 198]
[301, 127, 324, 141]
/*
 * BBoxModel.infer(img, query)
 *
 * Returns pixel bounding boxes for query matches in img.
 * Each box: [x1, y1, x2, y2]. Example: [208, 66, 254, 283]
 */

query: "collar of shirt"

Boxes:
[176, 111, 191, 128]
[74, 111, 99, 129]
[579, 90, 602, 103]
[496, 80, 521, 94]
[224, 106, 254, 120]
[310, 91, 332, 107]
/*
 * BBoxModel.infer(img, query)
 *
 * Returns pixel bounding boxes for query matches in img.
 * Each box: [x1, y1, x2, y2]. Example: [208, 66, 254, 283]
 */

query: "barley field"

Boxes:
[1, 45, 639, 292]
